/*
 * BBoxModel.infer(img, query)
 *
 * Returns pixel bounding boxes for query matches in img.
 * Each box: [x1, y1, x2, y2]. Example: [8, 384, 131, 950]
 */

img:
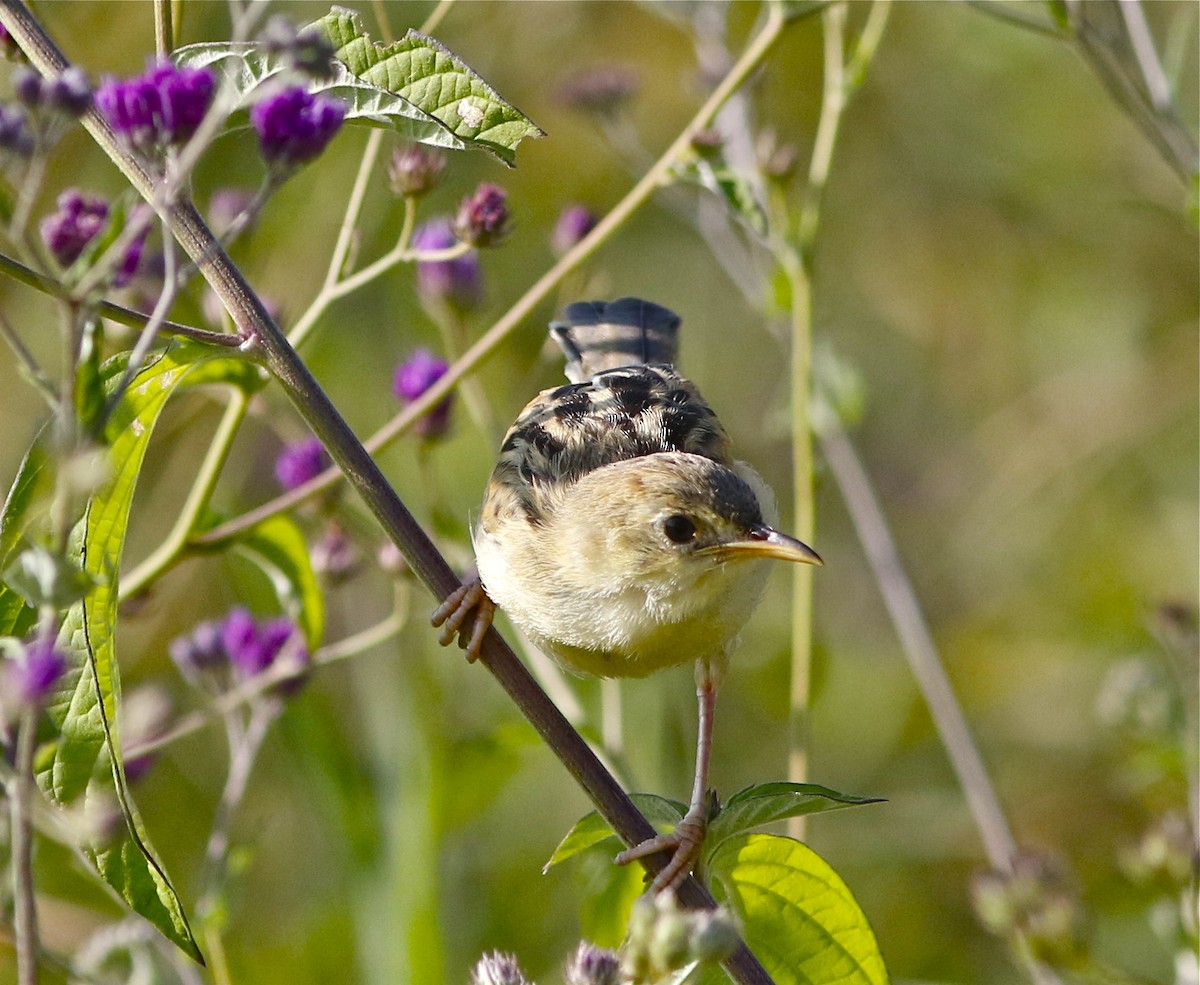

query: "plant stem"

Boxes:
[119, 386, 252, 600]
[11, 707, 40, 985]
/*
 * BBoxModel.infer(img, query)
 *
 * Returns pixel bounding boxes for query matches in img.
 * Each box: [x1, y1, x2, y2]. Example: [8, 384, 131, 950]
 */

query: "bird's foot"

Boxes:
[431, 577, 496, 662]
[615, 806, 707, 893]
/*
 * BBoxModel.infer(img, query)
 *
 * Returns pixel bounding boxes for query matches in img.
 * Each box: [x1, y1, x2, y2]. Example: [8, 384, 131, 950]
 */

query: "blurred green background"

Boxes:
[0, 1, 1195, 983]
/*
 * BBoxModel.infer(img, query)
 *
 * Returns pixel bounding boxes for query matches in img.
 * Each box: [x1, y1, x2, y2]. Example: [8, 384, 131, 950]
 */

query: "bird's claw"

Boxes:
[615, 809, 707, 893]
[431, 577, 496, 662]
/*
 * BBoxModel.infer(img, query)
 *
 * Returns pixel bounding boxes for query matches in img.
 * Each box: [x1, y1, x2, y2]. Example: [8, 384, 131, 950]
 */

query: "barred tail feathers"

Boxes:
[550, 297, 681, 383]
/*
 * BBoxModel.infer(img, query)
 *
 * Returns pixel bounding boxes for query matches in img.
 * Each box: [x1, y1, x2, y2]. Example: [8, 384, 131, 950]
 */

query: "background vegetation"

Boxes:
[0, 2, 1195, 984]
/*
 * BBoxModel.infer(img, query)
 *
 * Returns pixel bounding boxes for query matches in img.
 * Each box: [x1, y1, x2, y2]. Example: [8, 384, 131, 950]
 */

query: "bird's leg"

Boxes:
[430, 576, 496, 662]
[615, 664, 718, 893]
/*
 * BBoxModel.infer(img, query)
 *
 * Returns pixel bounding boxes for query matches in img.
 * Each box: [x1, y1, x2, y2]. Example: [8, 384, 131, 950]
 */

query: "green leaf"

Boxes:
[233, 514, 325, 650]
[172, 41, 470, 153]
[543, 793, 687, 870]
[75, 319, 106, 437]
[703, 834, 889, 985]
[0, 438, 50, 566]
[39, 341, 246, 962]
[707, 782, 883, 851]
[672, 159, 769, 237]
[316, 7, 545, 166]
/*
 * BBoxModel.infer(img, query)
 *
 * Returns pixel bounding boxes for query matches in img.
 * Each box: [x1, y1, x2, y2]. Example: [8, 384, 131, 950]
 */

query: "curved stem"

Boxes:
[11, 708, 40, 985]
[119, 387, 251, 600]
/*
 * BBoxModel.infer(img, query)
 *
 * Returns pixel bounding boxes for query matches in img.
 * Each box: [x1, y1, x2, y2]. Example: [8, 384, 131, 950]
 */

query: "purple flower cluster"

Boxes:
[250, 86, 345, 168]
[170, 608, 308, 693]
[274, 435, 329, 491]
[5, 639, 66, 707]
[95, 61, 215, 151]
[393, 348, 453, 439]
[412, 218, 482, 314]
[453, 182, 510, 248]
[39, 189, 145, 285]
[13, 65, 92, 118]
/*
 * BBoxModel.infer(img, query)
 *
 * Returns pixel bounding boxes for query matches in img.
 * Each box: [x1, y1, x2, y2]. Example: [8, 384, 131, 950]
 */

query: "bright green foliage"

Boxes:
[699, 834, 889, 985]
[316, 7, 545, 165]
[234, 514, 325, 650]
[706, 782, 885, 846]
[20, 342, 257, 961]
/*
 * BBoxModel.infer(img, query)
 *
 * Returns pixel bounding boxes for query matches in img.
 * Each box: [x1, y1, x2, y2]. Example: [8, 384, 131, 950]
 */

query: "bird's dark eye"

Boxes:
[662, 514, 698, 544]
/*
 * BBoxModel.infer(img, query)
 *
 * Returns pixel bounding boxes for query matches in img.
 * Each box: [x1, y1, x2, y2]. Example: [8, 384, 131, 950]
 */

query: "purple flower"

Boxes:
[12, 66, 90, 118]
[95, 61, 215, 151]
[393, 348, 453, 439]
[388, 143, 446, 198]
[169, 618, 227, 687]
[8, 639, 66, 706]
[221, 608, 308, 683]
[564, 943, 620, 985]
[39, 189, 145, 285]
[471, 952, 530, 985]
[274, 435, 329, 491]
[0, 104, 33, 157]
[250, 86, 345, 168]
[552, 204, 597, 256]
[453, 182, 510, 248]
[412, 218, 482, 314]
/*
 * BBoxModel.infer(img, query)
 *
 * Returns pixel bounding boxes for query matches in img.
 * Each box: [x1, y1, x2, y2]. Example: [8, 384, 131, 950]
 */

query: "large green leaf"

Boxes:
[706, 782, 883, 851]
[696, 834, 890, 985]
[0, 439, 48, 640]
[172, 41, 470, 152]
[316, 7, 545, 165]
[38, 341, 251, 962]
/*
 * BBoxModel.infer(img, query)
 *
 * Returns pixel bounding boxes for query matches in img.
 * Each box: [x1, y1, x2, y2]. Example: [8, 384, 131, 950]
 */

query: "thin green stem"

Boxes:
[198, 4, 792, 547]
[119, 387, 252, 600]
[11, 707, 39, 985]
[0, 308, 56, 406]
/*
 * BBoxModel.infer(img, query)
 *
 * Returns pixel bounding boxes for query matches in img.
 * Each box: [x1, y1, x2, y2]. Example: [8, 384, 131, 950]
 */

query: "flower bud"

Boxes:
[6, 639, 65, 706]
[393, 348, 454, 439]
[44, 67, 92, 118]
[564, 942, 620, 985]
[551, 205, 597, 256]
[12, 65, 42, 109]
[0, 103, 33, 157]
[274, 435, 329, 491]
[453, 182, 510, 248]
[470, 951, 530, 985]
[388, 143, 446, 198]
[412, 218, 482, 314]
[559, 65, 639, 117]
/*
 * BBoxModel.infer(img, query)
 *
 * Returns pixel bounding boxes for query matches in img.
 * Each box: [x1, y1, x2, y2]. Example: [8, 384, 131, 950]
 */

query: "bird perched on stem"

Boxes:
[433, 297, 821, 892]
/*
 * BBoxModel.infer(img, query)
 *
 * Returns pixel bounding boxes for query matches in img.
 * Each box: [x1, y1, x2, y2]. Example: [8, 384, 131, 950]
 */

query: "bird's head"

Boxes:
[552, 452, 821, 599]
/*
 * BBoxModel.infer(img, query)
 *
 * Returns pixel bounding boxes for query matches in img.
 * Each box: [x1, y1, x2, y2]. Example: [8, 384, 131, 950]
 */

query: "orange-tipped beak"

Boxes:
[712, 525, 823, 565]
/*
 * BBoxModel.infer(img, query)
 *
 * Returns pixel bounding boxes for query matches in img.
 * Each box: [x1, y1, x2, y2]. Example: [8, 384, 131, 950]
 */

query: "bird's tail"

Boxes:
[550, 297, 681, 383]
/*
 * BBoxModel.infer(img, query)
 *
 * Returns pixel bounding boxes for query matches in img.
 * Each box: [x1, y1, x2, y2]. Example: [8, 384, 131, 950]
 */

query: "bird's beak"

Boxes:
[711, 524, 823, 565]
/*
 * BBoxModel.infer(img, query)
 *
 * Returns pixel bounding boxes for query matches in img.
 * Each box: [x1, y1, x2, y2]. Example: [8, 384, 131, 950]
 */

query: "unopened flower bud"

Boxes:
[470, 950, 530, 985]
[12, 65, 42, 109]
[393, 348, 454, 439]
[412, 218, 482, 314]
[551, 205, 597, 256]
[388, 143, 446, 198]
[0, 104, 33, 157]
[275, 435, 329, 491]
[453, 182, 510, 248]
[564, 942, 620, 985]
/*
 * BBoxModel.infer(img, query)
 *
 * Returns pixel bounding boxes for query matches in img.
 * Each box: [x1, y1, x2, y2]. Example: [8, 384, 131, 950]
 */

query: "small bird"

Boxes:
[433, 297, 821, 892]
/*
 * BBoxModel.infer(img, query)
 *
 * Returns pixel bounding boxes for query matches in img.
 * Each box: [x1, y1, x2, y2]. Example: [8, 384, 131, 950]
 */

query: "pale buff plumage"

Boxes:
[433, 297, 821, 892]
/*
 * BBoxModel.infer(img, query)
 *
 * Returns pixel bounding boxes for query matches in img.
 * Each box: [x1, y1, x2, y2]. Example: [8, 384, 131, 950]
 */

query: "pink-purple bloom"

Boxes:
[552, 204, 597, 255]
[250, 86, 345, 168]
[393, 348, 453, 439]
[95, 61, 215, 151]
[8, 639, 65, 706]
[412, 218, 482, 313]
[453, 182, 511, 248]
[39, 189, 145, 285]
[274, 435, 329, 490]
[171, 608, 308, 693]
